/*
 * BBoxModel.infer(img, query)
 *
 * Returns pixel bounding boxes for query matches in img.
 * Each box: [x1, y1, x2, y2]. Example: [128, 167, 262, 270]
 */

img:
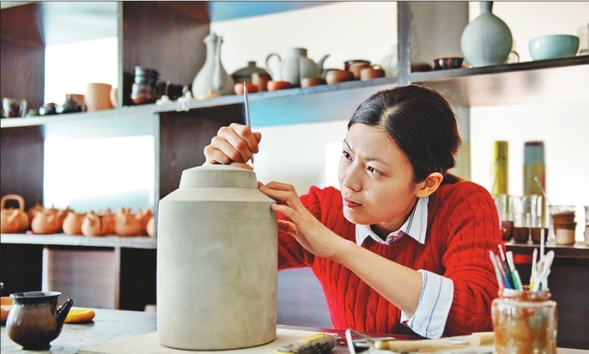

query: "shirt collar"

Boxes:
[355, 197, 429, 245]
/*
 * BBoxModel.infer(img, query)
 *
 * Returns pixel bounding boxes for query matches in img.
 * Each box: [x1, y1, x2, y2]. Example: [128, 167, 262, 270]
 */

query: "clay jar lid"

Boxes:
[179, 165, 258, 189]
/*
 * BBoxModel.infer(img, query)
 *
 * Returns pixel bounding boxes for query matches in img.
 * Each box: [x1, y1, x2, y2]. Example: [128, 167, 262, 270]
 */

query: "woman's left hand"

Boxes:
[259, 181, 346, 260]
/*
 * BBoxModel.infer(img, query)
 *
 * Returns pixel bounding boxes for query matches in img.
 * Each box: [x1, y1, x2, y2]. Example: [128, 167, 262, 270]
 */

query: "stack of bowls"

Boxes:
[131, 66, 160, 104]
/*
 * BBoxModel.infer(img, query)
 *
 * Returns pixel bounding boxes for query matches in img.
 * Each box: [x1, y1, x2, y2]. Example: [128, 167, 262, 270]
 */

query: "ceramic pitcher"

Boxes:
[191, 32, 235, 99]
[6, 291, 73, 350]
[157, 164, 277, 350]
[265, 48, 329, 86]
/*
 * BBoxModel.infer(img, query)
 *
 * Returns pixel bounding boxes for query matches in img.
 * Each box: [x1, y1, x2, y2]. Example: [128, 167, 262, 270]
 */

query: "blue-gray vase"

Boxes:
[460, 2, 512, 67]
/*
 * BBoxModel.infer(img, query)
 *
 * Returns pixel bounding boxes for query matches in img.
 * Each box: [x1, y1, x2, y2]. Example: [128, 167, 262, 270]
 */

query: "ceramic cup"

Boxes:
[360, 65, 386, 80]
[301, 77, 327, 88]
[348, 62, 371, 80]
[86, 83, 114, 112]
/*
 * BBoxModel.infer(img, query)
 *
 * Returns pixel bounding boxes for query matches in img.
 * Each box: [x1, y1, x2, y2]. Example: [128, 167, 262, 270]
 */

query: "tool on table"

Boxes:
[345, 329, 395, 354]
[273, 333, 338, 354]
[243, 82, 254, 169]
[373, 331, 494, 352]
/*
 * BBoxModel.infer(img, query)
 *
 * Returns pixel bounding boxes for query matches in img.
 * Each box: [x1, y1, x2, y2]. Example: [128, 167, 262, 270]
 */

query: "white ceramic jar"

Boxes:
[156, 165, 277, 350]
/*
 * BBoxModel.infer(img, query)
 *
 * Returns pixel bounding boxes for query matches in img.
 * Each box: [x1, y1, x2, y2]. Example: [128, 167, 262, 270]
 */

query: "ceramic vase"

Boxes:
[191, 32, 234, 99]
[460, 1, 512, 67]
[157, 165, 277, 350]
[380, 45, 398, 78]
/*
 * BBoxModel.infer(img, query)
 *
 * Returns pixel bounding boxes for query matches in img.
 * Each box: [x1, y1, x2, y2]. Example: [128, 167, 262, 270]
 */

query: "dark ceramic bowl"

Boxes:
[433, 57, 464, 70]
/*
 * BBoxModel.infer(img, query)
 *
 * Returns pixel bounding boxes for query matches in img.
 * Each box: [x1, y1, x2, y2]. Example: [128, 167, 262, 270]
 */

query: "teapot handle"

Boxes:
[1, 194, 26, 211]
[265, 53, 281, 79]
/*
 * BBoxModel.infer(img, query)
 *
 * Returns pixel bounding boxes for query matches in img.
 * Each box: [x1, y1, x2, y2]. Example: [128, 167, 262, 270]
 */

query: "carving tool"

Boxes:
[243, 82, 254, 169]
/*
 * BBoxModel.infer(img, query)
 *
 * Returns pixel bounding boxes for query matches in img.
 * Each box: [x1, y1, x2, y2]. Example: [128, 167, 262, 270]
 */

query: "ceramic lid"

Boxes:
[179, 165, 257, 189]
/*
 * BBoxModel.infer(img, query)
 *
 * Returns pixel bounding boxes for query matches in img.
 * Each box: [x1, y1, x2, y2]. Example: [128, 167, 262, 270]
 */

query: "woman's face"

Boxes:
[338, 123, 420, 235]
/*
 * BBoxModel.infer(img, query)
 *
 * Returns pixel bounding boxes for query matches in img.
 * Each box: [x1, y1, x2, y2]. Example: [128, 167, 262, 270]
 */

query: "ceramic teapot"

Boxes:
[135, 207, 153, 235]
[81, 210, 105, 237]
[31, 208, 66, 234]
[114, 207, 141, 237]
[62, 211, 86, 235]
[96, 208, 116, 235]
[265, 48, 329, 87]
[6, 291, 73, 350]
[1, 194, 30, 233]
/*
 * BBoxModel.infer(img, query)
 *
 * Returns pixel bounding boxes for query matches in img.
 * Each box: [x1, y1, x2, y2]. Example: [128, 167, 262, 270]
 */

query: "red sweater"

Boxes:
[277, 180, 502, 337]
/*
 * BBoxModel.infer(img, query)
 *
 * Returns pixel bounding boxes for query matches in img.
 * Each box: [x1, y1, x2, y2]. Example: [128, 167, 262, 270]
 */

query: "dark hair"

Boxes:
[348, 84, 462, 183]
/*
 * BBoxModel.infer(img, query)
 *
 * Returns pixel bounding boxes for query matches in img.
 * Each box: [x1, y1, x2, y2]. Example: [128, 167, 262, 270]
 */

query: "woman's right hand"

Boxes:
[203, 123, 262, 166]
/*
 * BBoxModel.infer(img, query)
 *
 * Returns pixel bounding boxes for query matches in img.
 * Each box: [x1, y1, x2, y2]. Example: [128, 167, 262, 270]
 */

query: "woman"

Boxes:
[204, 84, 501, 338]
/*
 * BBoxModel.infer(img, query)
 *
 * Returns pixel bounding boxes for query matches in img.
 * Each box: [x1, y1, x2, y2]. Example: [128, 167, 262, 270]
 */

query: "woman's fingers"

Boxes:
[204, 124, 262, 165]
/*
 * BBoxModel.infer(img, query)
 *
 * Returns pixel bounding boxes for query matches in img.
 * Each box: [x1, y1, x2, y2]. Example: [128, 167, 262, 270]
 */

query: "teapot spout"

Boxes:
[55, 298, 74, 328]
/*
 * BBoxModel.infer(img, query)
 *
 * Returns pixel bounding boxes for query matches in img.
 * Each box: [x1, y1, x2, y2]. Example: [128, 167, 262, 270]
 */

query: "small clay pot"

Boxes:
[360, 65, 386, 80]
[530, 227, 548, 244]
[251, 73, 272, 92]
[325, 70, 355, 85]
[234, 82, 259, 95]
[267, 81, 292, 92]
[512, 227, 530, 243]
[348, 62, 371, 80]
[500, 220, 514, 242]
[301, 77, 327, 88]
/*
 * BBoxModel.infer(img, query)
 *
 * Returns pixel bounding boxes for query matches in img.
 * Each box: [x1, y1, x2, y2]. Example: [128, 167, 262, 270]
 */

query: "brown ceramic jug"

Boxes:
[6, 291, 73, 350]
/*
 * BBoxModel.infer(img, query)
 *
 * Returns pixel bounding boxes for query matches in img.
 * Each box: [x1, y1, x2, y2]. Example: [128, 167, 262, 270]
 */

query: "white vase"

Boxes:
[460, 1, 512, 67]
[191, 32, 234, 98]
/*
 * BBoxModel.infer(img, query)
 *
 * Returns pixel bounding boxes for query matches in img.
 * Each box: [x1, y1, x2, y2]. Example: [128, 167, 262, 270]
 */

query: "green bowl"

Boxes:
[529, 34, 579, 60]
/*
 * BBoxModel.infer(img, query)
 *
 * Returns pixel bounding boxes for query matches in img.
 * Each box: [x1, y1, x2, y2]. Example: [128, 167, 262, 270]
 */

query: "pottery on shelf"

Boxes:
[265, 47, 329, 87]
[231, 61, 268, 84]
[460, 1, 512, 67]
[192, 32, 235, 99]
[380, 45, 398, 78]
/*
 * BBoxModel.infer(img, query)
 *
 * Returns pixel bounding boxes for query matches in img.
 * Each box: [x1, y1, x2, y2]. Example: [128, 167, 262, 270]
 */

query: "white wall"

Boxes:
[212, 2, 589, 241]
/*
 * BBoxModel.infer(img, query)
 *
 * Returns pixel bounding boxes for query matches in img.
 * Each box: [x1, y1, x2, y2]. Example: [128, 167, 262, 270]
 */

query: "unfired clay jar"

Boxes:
[157, 165, 277, 350]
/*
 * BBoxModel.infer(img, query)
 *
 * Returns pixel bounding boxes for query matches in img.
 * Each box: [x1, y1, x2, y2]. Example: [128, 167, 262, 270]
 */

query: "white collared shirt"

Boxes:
[355, 197, 454, 339]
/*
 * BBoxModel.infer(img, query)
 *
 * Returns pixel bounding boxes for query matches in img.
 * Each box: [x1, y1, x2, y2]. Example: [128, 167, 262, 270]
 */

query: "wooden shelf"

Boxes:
[1, 233, 156, 249]
[2, 56, 588, 129]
